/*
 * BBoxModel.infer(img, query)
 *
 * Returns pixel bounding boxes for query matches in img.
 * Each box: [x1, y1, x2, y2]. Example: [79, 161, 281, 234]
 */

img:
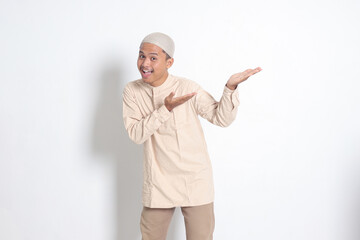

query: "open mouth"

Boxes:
[141, 69, 153, 78]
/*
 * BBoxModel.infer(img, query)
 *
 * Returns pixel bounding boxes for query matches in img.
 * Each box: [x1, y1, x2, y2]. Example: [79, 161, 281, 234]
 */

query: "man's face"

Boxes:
[137, 42, 174, 87]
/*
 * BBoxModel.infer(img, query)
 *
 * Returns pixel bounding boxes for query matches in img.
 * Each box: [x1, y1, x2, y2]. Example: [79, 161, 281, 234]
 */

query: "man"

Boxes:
[122, 32, 262, 240]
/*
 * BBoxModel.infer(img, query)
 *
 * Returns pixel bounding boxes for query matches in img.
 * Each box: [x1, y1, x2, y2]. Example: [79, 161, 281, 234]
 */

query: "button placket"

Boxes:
[152, 88, 162, 109]
[151, 88, 156, 108]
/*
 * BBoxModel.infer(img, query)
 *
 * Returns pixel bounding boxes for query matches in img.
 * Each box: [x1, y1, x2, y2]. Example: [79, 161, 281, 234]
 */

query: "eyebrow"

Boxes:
[139, 51, 158, 56]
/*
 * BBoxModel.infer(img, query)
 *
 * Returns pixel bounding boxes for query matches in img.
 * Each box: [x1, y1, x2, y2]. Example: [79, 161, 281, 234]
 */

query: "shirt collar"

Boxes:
[140, 74, 175, 93]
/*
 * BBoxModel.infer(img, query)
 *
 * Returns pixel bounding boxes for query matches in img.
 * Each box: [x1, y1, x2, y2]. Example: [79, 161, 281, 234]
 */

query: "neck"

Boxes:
[150, 71, 169, 87]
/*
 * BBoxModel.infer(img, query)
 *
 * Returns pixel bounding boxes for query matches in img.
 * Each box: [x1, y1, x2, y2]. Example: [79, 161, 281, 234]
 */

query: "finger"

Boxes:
[174, 93, 196, 104]
[182, 94, 196, 101]
[252, 67, 262, 73]
[173, 92, 196, 101]
[175, 96, 193, 105]
[247, 68, 262, 77]
[241, 67, 262, 75]
[183, 92, 197, 98]
[167, 91, 175, 100]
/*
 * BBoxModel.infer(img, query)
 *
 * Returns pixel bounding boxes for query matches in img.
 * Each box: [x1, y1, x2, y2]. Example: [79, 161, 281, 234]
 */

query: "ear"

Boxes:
[166, 58, 174, 69]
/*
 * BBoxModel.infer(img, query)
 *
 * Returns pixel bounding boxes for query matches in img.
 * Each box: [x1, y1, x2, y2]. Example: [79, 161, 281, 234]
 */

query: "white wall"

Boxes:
[1, 0, 359, 239]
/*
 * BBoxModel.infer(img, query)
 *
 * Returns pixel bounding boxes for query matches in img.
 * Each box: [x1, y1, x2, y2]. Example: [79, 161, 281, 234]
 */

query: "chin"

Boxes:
[142, 78, 152, 84]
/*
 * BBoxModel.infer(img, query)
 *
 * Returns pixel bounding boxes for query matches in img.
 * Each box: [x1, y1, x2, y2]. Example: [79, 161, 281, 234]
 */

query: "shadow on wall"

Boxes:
[354, 181, 360, 240]
[91, 61, 143, 240]
[91, 60, 186, 240]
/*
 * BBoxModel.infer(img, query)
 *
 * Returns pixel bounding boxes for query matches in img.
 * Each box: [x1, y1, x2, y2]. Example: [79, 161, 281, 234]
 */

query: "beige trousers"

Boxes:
[140, 202, 215, 240]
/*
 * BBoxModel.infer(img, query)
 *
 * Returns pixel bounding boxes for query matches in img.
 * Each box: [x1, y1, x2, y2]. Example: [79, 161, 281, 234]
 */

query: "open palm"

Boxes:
[226, 67, 262, 90]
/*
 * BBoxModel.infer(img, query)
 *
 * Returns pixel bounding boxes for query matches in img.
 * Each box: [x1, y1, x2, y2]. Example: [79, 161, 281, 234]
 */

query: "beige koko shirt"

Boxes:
[123, 74, 239, 208]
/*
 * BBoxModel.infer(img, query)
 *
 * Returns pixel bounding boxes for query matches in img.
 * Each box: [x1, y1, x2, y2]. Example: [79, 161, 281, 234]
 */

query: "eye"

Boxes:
[139, 55, 145, 59]
[151, 57, 157, 61]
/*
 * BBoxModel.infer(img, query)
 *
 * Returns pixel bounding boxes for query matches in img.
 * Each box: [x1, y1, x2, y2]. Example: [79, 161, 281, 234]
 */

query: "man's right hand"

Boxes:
[164, 92, 197, 112]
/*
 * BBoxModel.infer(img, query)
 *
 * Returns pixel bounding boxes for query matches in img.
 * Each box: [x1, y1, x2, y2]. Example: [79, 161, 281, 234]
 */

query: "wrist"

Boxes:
[226, 83, 237, 90]
[165, 103, 172, 112]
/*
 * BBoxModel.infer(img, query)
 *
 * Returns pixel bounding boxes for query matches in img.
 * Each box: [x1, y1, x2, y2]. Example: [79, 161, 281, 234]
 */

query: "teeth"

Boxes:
[143, 70, 152, 73]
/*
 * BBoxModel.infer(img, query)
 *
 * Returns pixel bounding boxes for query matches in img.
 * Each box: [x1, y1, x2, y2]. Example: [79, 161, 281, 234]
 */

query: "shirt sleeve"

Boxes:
[193, 84, 240, 127]
[122, 85, 171, 144]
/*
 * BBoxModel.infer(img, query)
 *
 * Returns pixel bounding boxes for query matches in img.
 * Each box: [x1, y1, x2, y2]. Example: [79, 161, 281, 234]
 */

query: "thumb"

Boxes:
[168, 91, 175, 99]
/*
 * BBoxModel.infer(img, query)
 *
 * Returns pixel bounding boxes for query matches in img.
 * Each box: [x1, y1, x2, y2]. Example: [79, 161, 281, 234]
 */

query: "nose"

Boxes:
[141, 57, 151, 67]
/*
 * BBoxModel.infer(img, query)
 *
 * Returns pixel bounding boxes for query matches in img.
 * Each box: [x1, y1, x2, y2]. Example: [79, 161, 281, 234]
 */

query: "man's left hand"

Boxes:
[226, 67, 262, 90]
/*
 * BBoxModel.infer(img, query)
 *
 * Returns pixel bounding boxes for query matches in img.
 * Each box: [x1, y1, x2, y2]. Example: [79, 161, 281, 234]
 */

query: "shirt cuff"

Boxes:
[224, 84, 237, 93]
[223, 85, 240, 107]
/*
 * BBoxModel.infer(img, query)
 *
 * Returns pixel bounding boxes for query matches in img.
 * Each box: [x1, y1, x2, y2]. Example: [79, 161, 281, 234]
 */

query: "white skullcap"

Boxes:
[140, 32, 175, 58]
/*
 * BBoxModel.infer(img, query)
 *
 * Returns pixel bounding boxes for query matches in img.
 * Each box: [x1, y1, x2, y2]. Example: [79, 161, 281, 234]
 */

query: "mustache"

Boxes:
[140, 67, 153, 71]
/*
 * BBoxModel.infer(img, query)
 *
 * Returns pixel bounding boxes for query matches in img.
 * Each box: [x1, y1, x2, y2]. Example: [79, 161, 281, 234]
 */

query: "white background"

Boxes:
[1, 0, 360, 239]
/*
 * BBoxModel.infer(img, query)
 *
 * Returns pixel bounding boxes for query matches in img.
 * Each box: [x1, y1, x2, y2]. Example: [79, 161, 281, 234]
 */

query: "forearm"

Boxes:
[124, 105, 171, 144]
[196, 86, 240, 127]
